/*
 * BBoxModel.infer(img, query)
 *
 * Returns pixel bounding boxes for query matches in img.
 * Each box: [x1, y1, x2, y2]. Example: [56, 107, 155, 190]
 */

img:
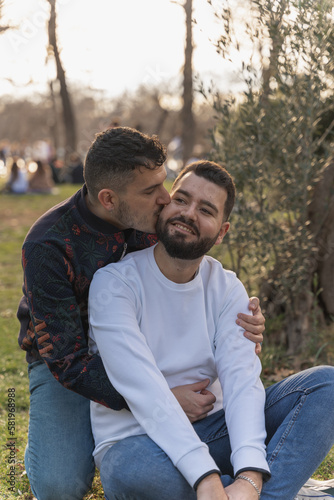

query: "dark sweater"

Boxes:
[17, 185, 157, 410]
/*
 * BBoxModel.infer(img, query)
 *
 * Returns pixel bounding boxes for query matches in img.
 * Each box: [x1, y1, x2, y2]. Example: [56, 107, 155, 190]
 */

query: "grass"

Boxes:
[0, 185, 103, 499]
[0, 183, 333, 498]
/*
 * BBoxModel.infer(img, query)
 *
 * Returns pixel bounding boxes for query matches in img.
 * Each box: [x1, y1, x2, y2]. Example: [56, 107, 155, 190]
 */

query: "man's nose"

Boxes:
[181, 202, 197, 220]
[157, 187, 171, 205]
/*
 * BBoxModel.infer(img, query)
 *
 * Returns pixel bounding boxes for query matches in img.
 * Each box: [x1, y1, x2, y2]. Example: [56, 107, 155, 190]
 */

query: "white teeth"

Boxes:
[174, 223, 193, 234]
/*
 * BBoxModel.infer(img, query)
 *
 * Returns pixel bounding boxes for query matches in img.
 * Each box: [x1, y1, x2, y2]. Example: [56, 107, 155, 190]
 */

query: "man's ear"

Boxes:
[97, 189, 118, 212]
[214, 222, 230, 245]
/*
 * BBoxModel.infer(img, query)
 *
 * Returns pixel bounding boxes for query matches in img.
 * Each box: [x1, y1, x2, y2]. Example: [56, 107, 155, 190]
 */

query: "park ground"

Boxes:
[0, 184, 333, 499]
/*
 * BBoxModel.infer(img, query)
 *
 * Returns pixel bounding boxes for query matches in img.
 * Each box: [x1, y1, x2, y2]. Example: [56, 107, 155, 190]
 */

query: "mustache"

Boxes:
[166, 215, 200, 237]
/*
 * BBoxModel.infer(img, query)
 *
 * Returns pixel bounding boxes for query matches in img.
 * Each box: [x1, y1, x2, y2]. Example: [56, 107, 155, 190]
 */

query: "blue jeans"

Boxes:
[100, 366, 334, 500]
[25, 361, 95, 500]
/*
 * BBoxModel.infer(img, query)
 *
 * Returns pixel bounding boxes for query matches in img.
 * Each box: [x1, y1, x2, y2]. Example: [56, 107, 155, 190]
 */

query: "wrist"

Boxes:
[235, 472, 262, 498]
[194, 470, 221, 490]
[197, 473, 228, 500]
[196, 472, 222, 492]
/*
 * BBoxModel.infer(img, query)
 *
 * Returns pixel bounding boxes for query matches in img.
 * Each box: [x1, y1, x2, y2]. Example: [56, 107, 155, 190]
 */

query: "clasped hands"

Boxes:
[197, 471, 262, 499]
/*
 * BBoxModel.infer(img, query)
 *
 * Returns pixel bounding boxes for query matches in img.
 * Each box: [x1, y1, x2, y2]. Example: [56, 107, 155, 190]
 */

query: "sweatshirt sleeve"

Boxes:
[88, 266, 221, 489]
[21, 241, 127, 411]
[214, 275, 270, 478]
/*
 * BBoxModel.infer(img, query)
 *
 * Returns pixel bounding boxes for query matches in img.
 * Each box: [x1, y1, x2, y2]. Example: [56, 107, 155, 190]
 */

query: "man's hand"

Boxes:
[225, 471, 262, 499]
[171, 379, 216, 423]
[196, 473, 228, 500]
[237, 297, 265, 354]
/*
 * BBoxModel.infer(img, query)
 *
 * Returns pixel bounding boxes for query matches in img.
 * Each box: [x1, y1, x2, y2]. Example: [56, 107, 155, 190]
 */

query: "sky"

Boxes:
[0, 0, 248, 101]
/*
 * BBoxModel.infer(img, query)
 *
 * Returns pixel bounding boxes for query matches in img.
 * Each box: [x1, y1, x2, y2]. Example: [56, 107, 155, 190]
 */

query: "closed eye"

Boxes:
[200, 207, 213, 215]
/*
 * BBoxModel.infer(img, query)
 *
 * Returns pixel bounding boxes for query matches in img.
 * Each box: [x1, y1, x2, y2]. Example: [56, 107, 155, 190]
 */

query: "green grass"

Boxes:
[0, 183, 333, 499]
[0, 185, 103, 499]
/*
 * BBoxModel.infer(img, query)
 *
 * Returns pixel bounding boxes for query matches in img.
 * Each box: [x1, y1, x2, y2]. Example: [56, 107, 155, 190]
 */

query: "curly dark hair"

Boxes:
[84, 127, 167, 199]
[173, 160, 236, 222]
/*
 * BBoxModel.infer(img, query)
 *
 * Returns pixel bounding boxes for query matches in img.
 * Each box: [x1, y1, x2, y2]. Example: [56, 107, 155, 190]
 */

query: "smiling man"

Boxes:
[17, 128, 266, 500]
[88, 160, 334, 500]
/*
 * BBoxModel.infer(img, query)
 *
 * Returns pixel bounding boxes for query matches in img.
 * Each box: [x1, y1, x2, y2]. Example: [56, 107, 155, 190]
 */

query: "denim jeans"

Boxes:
[25, 361, 95, 500]
[100, 366, 334, 500]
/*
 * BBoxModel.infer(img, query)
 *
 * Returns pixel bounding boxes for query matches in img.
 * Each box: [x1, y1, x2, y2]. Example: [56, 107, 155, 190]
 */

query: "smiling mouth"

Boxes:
[167, 216, 199, 236]
[172, 222, 195, 235]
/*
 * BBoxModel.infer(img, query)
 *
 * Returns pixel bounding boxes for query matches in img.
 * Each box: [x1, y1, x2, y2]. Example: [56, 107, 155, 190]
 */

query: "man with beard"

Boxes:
[19, 129, 265, 500]
[88, 160, 334, 500]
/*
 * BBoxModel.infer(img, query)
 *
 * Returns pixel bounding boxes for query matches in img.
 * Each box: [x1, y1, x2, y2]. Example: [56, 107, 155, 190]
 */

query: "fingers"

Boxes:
[189, 404, 215, 422]
[244, 330, 264, 344]
[255, 342, 262, 355]
[188, 391, 216, 422]
[186, 378, 211, 391]
[248, 296, 260, 311]
[237, 316, 265, 334]
[237, 312, 264, 325]
[200, 389, 216, 404]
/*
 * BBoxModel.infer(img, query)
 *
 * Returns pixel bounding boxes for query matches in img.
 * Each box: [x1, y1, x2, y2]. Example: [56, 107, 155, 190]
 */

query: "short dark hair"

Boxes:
[84, 127, 167, 199]
[173, 160, 236, 222]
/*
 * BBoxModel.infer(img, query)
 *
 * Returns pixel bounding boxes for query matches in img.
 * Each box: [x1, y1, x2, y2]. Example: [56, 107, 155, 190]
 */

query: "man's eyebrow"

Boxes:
[141, 183, 160, 192]
[140, 176, 167, 193]
[174, 188, 219, 213]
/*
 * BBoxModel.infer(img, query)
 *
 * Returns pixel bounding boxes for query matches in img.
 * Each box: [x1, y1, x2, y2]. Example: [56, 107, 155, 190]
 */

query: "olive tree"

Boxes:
[207, 0, 334, 357]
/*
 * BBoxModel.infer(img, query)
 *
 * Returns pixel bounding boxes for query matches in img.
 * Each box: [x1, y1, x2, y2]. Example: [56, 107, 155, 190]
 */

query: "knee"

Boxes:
[100, 437, 193, 500]
[306, 365, 334, 403]
[310, 365, 334, 385]
[26, 455, 94, 500]
[100, 443, 145, 498]
[29, 474, 94, 500]
[320, 365, 334, 392]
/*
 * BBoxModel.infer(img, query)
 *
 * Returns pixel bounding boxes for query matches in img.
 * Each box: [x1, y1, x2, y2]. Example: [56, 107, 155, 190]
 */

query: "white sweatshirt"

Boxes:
[88, 245, 269, 488]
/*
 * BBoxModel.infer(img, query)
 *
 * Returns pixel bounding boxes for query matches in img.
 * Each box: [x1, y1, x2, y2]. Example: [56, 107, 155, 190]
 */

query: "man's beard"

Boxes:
[156, 215, 219, 260]
[116, 199, 162, 233]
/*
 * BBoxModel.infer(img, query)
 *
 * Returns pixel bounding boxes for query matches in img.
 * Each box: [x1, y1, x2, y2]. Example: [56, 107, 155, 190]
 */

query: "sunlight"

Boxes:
[0, 0, 233, 99]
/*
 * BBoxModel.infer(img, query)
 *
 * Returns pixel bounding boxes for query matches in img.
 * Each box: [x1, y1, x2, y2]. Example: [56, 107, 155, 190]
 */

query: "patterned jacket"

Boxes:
[17, 185, 157, 410]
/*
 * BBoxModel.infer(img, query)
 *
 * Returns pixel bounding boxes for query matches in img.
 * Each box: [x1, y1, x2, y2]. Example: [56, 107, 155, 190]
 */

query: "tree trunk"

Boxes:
[260, 163, 334, 356]
[308, 162, 334, 316]
[260, 253, 316, 357]
[283, 164, 334, 357]
[284, 286, 314, 358]
[181, 0, 195, 164]
[48, 0, 77, 156]
[48, 80, 60, 151]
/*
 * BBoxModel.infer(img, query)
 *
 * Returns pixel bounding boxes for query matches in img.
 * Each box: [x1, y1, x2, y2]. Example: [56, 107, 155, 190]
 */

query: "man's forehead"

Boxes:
[173, 172, 224, 199]
[128, 164, 167, 189]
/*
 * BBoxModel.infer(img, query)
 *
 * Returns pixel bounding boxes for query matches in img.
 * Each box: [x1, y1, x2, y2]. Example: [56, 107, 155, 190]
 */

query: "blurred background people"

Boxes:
[48, 155, 64, 184]
[60, 152, 84, 184]
[2, 159, 28, 194]
[28, 160, 55, 194]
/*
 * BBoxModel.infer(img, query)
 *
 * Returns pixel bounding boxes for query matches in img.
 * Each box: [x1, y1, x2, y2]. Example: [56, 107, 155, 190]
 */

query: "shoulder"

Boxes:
[200, 255, 238, 285]
[24, 189, 82, 243]
[200, 256, 247, 304]
[89, 248, 152, 314]
[93, 247, 151, 283]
